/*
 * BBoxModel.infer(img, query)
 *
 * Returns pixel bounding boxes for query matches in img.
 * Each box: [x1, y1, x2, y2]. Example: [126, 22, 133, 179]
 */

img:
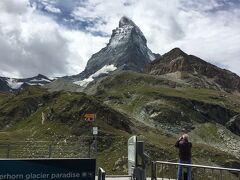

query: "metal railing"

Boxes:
[151, 161, 240, 180]
[0, 141, 94, 159]
[98, 167, 133, 180]
[0, 135, 128, 159]
[106, 175, 133, 179]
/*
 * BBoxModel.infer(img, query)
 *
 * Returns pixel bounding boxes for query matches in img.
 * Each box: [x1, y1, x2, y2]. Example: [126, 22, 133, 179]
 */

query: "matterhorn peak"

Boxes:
[74, 16, 159, 82]
[108, 16, 146, 49]
[119, 16, 136, 27]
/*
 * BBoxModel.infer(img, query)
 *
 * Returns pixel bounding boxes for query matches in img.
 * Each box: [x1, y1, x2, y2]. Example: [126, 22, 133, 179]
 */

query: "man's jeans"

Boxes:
[177, 160, 191, 180]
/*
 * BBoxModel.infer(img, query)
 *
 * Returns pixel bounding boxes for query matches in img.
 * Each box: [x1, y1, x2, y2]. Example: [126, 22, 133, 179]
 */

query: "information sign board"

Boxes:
[0, 158, 96, 180]
[93, 127, 98, 135]
[128, 136, 137, 175]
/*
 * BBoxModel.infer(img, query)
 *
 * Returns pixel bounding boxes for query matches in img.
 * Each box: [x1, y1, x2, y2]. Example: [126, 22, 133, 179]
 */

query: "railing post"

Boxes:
[211, 169, 214, 180]
[88, 140, 91, 158]
[6, 144, 10, 158]
[48, 145, 52, 158]
[162, 164, 164, 179]
[151, 161, 157, 180]
[98, 168, 100, 180]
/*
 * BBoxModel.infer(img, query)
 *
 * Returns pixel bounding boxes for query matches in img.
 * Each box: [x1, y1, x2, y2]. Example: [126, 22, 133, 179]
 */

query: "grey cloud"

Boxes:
[0, 0, 108, 79]
[0, 0, 28, 14]
[0, 28, 70, 78]
[166, 16, 185, 41]
[180, 0, 240, 13]
[0, 0, 72, 78]
[21, 32, 69, 77]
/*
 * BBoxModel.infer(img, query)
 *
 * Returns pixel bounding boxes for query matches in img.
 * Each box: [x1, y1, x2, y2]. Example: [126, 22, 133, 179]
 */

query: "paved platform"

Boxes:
[105, 178, 175, 180]
[97, 177, 175, 180]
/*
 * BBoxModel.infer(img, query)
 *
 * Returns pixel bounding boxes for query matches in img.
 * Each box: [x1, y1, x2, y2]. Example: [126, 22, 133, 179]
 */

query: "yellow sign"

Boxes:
[84, 113, 96, 122]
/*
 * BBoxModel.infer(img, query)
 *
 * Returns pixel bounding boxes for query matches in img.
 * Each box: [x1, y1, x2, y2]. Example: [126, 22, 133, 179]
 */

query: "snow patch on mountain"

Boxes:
[27, 83, 44, 86]
[6, 79, 23, 89]
[92, 64, 117, 78]
[148, 50, 157, 61]
[74, 65, 117, 87]
[30, 78, 51, 82]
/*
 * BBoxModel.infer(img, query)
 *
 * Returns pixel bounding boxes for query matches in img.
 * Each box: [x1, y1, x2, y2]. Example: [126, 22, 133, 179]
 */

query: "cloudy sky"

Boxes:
[0, 0, 240, 78]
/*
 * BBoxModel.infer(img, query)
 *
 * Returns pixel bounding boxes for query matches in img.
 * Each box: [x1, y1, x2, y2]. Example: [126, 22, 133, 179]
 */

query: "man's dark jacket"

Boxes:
[175, 139, 192, 161]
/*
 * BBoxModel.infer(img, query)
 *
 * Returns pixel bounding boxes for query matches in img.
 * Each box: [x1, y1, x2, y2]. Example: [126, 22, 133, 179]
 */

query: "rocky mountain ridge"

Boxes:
[145, 48, 240, 92]
[0, 74, 53, 92]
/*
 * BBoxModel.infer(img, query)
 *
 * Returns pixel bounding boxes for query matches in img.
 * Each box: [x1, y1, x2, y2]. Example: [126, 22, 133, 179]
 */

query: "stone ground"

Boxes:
[96, 177, 175, 180]
[106, 178, 175, 180]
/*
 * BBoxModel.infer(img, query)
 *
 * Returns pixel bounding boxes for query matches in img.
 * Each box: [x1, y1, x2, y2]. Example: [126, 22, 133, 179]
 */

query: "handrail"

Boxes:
[106, 175, 133, 179]
[106, 175, 132, 177]
[152, 161, 240, 180]
[155, 161, 240, 172]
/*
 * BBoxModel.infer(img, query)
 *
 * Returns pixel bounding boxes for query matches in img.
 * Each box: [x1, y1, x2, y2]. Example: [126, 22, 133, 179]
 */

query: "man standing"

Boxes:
[175, 134, 192, 180]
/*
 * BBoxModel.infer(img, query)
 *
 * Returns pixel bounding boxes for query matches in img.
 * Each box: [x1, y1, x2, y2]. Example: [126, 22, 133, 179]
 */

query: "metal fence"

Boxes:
[0, 139, 95, 159]
[151, 161, 240, 180]
[0, 135, 127, 159]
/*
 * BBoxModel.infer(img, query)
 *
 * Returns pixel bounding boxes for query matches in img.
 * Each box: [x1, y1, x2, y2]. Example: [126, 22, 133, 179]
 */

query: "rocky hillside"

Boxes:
[86, 71, 240, 135]
[0, 77, 11, 92]
[0, 86, 131, 133]
[87, 71, 240, 159]
[145, 48, 240, 92]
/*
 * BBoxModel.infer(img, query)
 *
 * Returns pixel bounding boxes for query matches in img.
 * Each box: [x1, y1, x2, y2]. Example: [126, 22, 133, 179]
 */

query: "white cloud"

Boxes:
[0, 0, 28, 14]
[0, 0, 107, 78]
[0, 4, 68, 78]
[60, 30, 107, 75]
[44, 4, 61, 14]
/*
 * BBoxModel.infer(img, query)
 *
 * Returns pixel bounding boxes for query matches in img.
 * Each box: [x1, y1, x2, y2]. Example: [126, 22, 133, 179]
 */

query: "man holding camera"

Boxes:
[175, 134, 192, 180]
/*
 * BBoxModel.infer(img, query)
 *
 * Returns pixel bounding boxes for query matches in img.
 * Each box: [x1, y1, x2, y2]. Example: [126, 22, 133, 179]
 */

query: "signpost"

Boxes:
[83, 113, 98, 159]
[0, 158, 96, 180]
[92, 126, 98, 160]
